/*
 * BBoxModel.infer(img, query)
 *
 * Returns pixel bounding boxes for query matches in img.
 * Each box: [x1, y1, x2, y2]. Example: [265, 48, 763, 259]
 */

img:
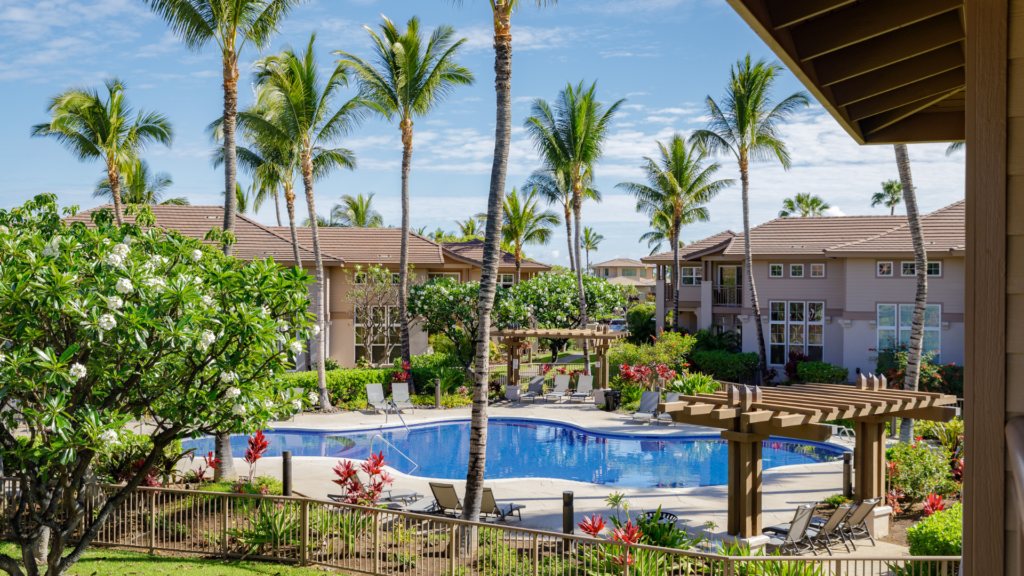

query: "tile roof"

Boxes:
[67, 205, 340, 264]
[642, 231, 738, 263]
[275, 227, 448, 265]
[592, 258, 649, 268]
[722, 215, 908, 256]
[605, 276, 656, 287]
[441, 240, 552, 270]
[826, 200, 965, 253]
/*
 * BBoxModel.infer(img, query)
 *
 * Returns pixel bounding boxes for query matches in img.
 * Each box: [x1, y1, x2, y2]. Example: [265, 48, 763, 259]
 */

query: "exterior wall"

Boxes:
[843, 257, 965, 314]
[595, 265, 654, 279]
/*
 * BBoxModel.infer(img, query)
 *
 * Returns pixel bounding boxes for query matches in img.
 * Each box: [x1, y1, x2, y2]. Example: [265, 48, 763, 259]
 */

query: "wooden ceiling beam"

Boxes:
[831, 45, 965, 107]
[791, 0, 962, 61]
[764, 0, 855, 29]
[752, 422, 832, 442]
[814, 12, 965, 86]
[860, 89, 962, 134]
[847, 68, 966, 121]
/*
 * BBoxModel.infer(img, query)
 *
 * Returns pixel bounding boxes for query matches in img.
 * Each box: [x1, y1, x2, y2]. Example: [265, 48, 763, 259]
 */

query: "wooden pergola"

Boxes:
[492, 327, 629, 389]
[658, 375, 958, 539]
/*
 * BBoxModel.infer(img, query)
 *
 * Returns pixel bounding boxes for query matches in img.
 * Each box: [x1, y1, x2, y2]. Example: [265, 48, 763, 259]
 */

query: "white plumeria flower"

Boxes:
[263, 399, 274, 409]
[198, 330, 216, 351]
[0, 225, 8, 234]
[310, 324, 320, 336]
[99, 430, 120, 446]
[69, 363, 87, 381]
[98, 314, 116, 331]
[104, 252, 125, 267]
[115, 278, 133, 294]
[292, 399, 303, 411]
[220, 371, 238, 384]
[112, 243, 130, 257]
[0, 352, 6, 364]
[225, 387, 241, 399]
[201, 295, 215, 307]
[191, 249, 203, 262]
[232, 404, 247, 416]
[143, 277, 165, 291]
[308, 391, 319, 404]
[289, 341, 303, 355]
[259, 305, 270, 318]
[108, 296, 124, 309]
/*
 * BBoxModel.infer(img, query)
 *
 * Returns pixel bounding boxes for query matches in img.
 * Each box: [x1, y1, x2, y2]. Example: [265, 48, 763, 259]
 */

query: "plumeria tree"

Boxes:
[0, 195, 314, 576]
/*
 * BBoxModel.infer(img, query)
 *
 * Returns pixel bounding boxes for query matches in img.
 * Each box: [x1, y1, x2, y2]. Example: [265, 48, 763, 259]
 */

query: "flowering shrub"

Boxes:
[876, 344, 964, 396]
[495, 272, 625, 331]
[243, 430, 270, 482]
[618, 364, 653, 384]
[886, 443, 958, 505]
[409, 278, 512, 368]
[332, 451, 395, 507]
[923, 493, 946, 517]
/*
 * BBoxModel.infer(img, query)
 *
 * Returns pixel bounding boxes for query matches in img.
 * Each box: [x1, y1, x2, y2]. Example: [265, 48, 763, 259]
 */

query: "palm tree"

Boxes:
[245, 34, 367, 413]
[502, 187, 559, 283]
[94, 159, 187, 206]
[303, 213, 345, 227]
[455, 216, 484, 239]
[331, 193, 383, 227]
[779, 192, 831, 217]
[336, 15, 473, 377]
[413, 226, 427, 236]
[946, 141, 964, 156]
[581, 226, 604, 275]
[639, 210, 679, 255]
[220, 183, 250, 214]
[872, 179, 903, 215]
[690, 55, 809, 377]
[525, 80, 624, 377]
[32, 78, 174, 226]
[144, 0, 302, 253]
[524, 166, 601, 273]
[618, 134, 733, 331]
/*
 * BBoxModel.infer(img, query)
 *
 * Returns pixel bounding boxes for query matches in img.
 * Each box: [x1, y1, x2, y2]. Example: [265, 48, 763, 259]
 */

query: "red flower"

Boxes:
[923, 493, 945, 516]
[611, 521, 641, 545]
[243, 430, 270, 481]
[578, 514, 606, 537]
[915, 436, 923, 442]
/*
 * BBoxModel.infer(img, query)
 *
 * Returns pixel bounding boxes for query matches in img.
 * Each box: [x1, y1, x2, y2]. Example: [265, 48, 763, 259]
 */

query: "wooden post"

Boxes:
[853, 417, 888, 500]
[725, 386, 764, 538]
[300, 499, 309, 566]
[221, 494, 229, 558]
[148, 490, 156, 554]
[373, 509, 381, 575]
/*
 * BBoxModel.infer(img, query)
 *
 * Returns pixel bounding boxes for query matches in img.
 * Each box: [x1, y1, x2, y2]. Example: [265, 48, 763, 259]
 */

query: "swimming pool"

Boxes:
[182, 419, 847, 488]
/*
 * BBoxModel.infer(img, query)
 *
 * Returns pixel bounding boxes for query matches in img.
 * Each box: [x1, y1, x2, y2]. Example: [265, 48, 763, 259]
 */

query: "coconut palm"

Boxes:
[144, 0, 302, 251]
[413, 226, 427, 236]
[331, 193, 384, 227]
[618, 135, 733, 331]
[220, 183, 250, 214]
[690, 55, 809, 376]
[244, 34, 367, 413]
[32, 78, 174, 226]
[303, 213, 345, 227]
[336, 16, 474, 376]
[946, 141, 964, 156]
[524, 166, 601, 273]
[581, 226, 603, 275]
[502, 187, 559, 283]
[525, 80, 624, 377]
[639, 210, 679, 255]
[778, 192, 831, 217]
[456, 216, 484, 239]
[94, 159, 187, 206]
[872, 180, 903, 215]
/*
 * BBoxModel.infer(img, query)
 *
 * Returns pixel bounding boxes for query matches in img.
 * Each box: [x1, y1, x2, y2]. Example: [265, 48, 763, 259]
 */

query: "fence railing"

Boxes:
[712, 285, 742, 307]
[1, 481, 959, 575]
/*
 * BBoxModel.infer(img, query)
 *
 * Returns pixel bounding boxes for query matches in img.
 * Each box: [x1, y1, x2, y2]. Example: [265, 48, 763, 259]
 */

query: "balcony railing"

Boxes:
[713, 284, 742, 306]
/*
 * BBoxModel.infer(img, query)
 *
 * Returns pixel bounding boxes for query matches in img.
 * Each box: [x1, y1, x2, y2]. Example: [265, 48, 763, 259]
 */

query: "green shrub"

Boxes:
[198, 475, 284, 496]
[876, 344, 963, 396]
[823, 494, 851, 508]
[689, 350, 759, 382]
[886, 443, 957, 504]
[668, 372, 719, 395]
[626, 304, 656, 345]
[93, 431, 187, 485]
[609, 331, 695, 373]
[797, 361, 849, 384]
[907, 503, 962, 556]
[692, 328, 741, 353]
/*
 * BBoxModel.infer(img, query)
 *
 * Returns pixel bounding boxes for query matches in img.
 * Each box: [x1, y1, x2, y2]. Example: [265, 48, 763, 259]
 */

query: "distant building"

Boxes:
[591, 258, 656, 300]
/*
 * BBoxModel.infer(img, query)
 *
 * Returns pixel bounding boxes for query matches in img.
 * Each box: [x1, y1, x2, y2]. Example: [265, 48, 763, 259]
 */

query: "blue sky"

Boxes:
[0, 0, 966, 266]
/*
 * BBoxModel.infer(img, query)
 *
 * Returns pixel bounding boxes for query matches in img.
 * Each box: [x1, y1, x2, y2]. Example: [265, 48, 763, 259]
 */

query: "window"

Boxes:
[681, 267, 702, 286]
[877, 261, 893, 277]
[428, 272, 460, 282]
[355, 305, 400, 364]
[499, 274, 515, 287]
[811, 263, 825, 278]
[902, 262, 916, 276]
[640, 269, 647, 277]
[769, 302, 786, 365]
[927, 262, 942, 276]
[770, 264, 783, 278]
[877, 303, 942, 363]
[769, 300, 825, 365]
[622, 268, 637, 277]
[790, 264, 804, 278]
[807, 302, 824, 361]
[604, 269, 609, 277]
[392, 273, 400, 284]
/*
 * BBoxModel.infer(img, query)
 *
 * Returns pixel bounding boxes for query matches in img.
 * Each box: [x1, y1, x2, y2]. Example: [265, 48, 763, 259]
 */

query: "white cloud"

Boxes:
[824, 206, 846, 217]
[627, 92, 650, 97]
[135, 32, 181, 58]
[461, 25, 576, 52]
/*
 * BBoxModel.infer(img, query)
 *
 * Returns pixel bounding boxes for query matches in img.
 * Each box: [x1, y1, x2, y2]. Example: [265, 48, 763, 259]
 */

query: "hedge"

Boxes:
[907, 503, 962, 557]
[797, 361, 849, 384]
[688, 350, 759, 382]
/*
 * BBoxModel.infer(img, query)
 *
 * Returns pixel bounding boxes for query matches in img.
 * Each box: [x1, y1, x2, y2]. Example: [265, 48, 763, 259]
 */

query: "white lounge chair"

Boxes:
[656, 392, 680, 425]
[391, 382, 414, 413]
[632, 391, 661, 422]
[366, 383, 392, 414]
[545, 375, 571, 402]
[570, 375, 594, 403]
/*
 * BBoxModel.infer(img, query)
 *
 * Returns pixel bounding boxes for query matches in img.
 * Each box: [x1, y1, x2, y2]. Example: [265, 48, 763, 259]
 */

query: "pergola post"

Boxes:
[506, 336, 521, 388]
[852, 418, 887, 501]
[723, 386, 765, 539]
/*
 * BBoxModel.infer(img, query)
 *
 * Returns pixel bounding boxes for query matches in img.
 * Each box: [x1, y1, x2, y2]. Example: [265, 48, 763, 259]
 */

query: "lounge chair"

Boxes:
[838, 497, 880, 550]
[656, 393, 680, 425]
[764, 503, 817, 555]
[481, 487, 525, 522]
[518, 376, 545, 403]
[632, 391, 661, 422]
[545, 375, 571, 403]
[327, 471, 423, 505]
[428, 482, 463, 517]
[388, 498, 439, 514]
[366, 383, 391, 414]
[808, 503, 854, 555]
[391, 382, 414, 413]
[570, 375, 594, 403]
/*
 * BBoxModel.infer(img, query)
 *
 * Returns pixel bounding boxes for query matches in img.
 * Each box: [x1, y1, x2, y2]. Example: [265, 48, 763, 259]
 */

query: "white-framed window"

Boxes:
[927, 262, 942, 276]
[790, 264, 804, 278]
[807, 302, 824, 361]
[428, 272, 460, 282]
[877, 303, 942, 363]
[769, 301, 786, 365]
[623, 268, 637, 277]
[499, 274, 515, 287]
[354, 305, 400, 364]
[681, 267, 702, 286]
[769, 300, 825, 365]
[810, 263, 825, 278]
[901, 262, 916, 276]
[877, 261, 893, 277]
[769, 264, 783, 278]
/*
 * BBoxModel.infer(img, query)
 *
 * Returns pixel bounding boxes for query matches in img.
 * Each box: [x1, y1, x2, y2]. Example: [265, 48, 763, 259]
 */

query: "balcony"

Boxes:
[713, 284, 742, 307]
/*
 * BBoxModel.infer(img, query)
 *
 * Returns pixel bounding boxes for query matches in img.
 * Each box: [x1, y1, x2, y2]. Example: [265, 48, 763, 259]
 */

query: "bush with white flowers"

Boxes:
[408, 277, 513, 368]
[0, 195, 316, 573]
[495, 272, 626, 332]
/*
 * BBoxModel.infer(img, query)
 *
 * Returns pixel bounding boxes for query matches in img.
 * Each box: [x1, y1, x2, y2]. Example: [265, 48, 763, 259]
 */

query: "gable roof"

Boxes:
[592, 258, 648, 268]
[441, 239, 552, 271]
[826, 201, 966, 254]
[721, 215, 908, 256]
[276, 227, 447, 265]
[642, 231, 738, 263]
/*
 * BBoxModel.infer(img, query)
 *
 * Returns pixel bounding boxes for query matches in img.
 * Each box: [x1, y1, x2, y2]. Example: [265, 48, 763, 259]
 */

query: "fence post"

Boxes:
[448, 523, 457, 576]
[725, 558, 734, 576]
[282, 451, 292, 497]
[532, 533, 540, 576]
[221, 494, 229, 558]
[373, 509, 380, 575]
[300, 499, 309, 566]
[435, 379, 441, 409]
[148, 490, 156, 554]
[843, 452, 853, 499]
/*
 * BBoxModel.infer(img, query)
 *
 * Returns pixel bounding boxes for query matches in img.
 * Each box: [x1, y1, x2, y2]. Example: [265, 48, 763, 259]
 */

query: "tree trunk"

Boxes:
[515, 251, 521, 284]
[107, 162, 124, 226]
[572, 188, 591, 375]
[740, 159, 768, 375]
[399, 120, 414, 379]
[221, 55, 239, 255]
[462, 6, 512, 524]
[274, 186, 282, 227]
[895, 143, 928, 444]
[284, 185, 302, 269]
[564, 205, 575, 272]
[301, 151, 334, 412]
[672, 218, 681, 331]
[213, 433, 237, 480]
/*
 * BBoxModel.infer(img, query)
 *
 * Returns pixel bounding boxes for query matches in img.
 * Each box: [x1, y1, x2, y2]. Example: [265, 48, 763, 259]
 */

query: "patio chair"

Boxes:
[764, 504, 817, 555]
[838, 497, 880, 550]
[391, 382, 414, 413]
[545, 375, 571, 403]
[656, 393, 680, 425]
[428, 482, 464, 517]
[570, 375, 594, 403]
[366, 383, 392, 414]
[808, 503, 854, 555]
[518, 376, 545, 403]
[388, 498, 439, 514]
[481, 487, 525, 522]
[632, 391, 661, 422]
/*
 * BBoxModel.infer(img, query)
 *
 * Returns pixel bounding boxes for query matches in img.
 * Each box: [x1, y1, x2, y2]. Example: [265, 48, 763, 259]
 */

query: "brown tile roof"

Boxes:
[592, 258, 649, 268]
[722, 215, 908, 256]
[67, 205, 340, 264]
[642, 231, 738, 263]
[441, 240, 552, 270]
[826, 200, 965, 254]
[275, 227, 448, 265]
[605, 276, 656, 287]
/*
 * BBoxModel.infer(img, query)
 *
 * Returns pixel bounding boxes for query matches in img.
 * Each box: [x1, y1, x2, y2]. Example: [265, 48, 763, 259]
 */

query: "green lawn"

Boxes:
[0, 544, 337, 576]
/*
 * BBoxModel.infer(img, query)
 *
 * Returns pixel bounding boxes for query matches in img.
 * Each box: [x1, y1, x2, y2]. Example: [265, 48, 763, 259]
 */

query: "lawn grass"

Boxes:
[0, 543, 338, 575]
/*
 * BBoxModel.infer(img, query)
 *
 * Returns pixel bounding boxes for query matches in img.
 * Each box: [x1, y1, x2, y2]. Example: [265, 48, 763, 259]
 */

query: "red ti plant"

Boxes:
[391, 361, 412, 384]
[952, 459, 964, 483]
[243, 430, 270, 482]
[923, 493, 945, 517]
[654, 363, 677, 382]
[885, 488, 904, 516]
[332, 451, 395, 507]
[578, 515, 606, 537]
[577, 514, 641, 568]
[194, 451, 220, 482]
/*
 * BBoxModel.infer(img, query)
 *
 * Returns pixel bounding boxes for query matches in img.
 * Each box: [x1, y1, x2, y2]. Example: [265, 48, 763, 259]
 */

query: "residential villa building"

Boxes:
[642, 201, 965, 381]
[591, 258, 656, 300]
[71, 205, 550, 368]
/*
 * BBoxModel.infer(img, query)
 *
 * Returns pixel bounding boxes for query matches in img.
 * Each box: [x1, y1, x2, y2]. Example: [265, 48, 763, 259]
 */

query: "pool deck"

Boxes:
[221, 401, 907, 556]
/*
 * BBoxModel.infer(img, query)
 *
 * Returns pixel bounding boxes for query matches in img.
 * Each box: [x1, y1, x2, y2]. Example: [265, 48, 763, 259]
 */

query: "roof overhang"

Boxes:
[724, 0, 965, 145]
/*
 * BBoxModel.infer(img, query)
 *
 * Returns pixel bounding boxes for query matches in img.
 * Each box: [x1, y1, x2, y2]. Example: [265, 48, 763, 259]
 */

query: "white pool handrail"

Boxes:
[370, 434, 420, 474]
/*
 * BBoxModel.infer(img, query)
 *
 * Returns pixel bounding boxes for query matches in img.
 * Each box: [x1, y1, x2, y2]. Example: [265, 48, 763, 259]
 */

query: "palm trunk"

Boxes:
[213, 433, 237, 480]
[302, 152, 334, 412]
[515, 251, 522, 284]
[572, 190, 591, 375]
[274, 187, 283, 227]
[740, 159, 768, 376]
[672, 218, 681, 331]
[399, 120, 414, 381]
[107, 162, 124, 226]
[564, 205, 575, 272]
[462, 6, 512, 524]
[895, 144, 928, 443]
[284, 185, 302, 270]
[221, 55, 239, 255]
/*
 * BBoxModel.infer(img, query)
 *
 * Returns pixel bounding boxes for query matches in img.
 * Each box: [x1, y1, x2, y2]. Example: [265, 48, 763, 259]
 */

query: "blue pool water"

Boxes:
[182, 419, 846, 488]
